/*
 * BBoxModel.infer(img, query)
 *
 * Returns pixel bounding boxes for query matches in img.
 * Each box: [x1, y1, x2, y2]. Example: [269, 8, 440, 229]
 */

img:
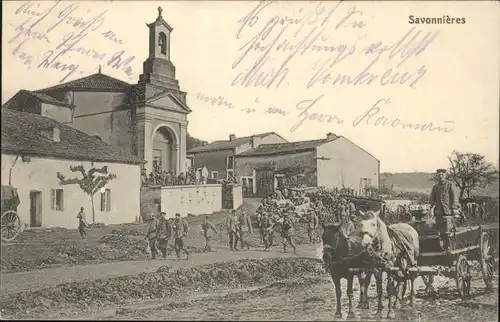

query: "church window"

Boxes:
[159, 32, 167, 55]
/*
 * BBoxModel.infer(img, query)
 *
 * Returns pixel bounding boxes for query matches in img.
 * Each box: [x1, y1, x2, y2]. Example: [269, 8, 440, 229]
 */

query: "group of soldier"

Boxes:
[144, 188, 359, 260]
[145, 212, 190, 260]
[254, 189, 359, 253]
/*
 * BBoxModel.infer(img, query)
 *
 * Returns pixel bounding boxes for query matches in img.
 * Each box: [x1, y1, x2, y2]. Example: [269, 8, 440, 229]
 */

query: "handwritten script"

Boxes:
[226, 1, 454, 134]
[8, 0, 135, 83]
[233, 1, 438, 90]
[194, 92, 455, 134]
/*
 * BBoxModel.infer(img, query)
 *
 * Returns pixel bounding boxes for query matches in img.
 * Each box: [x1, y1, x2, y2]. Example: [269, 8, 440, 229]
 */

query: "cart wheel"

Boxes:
[480, 232, 494, 290]
[1, 210, 21, 242]
[455, 255, 471, 298]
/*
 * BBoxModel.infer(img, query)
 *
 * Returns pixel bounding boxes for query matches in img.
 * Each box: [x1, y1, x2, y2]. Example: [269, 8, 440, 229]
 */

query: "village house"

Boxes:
[3, 7, 190, 177]
[187, 132, 287, 190]
[1, 109, 144, 229]
[235, 133, 380, 197]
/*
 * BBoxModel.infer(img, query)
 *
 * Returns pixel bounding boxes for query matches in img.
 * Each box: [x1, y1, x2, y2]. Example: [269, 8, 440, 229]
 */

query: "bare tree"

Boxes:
[57, 165, 117, 223]
[432, 151, 498, 200]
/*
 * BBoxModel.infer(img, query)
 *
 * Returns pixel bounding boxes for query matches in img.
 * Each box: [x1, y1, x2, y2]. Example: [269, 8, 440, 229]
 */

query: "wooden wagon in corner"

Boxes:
[1, 185, 22, 242]
[406, 209, 496, 298]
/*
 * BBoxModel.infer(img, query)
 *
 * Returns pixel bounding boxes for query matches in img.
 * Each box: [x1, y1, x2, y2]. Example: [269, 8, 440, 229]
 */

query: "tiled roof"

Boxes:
[1, 109, 144, 165]
[36, 73, 131, 92]
[237, 139, 332, 157]
[2, 90, 72, 110]
[187, 132, 278, 153]
[29, 91, 72, 106]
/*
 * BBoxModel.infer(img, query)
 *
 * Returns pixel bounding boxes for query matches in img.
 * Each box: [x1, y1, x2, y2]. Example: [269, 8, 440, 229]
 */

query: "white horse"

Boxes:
[357, 210, 420, 319]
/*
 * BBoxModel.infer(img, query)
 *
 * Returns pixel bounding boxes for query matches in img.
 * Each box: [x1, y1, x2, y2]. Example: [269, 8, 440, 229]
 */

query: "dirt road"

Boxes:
[0, 244, 319, 296]
[100, 273, 498, 321]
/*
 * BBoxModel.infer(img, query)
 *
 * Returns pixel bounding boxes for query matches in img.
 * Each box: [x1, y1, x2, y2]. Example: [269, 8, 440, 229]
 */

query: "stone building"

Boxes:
[3, 7, 190, 175]
[235, 133, 380, 197]
[1, 108, 144, 228]
[187, 132, 287, 189]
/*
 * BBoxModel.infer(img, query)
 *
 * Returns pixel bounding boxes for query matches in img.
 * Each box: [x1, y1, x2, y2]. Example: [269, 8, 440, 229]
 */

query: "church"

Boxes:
[3, 7, 190, 176]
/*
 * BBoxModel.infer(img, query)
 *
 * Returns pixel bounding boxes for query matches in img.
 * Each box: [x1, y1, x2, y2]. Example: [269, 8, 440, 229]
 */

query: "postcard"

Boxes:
[1, 1, 499, 320]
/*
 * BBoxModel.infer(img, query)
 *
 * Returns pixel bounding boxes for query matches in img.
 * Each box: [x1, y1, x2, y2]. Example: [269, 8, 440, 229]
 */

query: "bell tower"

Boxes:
[138, 7, 180, 91]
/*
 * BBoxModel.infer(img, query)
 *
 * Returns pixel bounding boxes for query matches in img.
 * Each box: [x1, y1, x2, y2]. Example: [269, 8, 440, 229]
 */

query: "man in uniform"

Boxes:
[304, 209, 319, 244]
[201, 215, 218, 252]
[238, 208, 253, 250]
[347, 199, 357, 221]
[156, 212, 172, 259]
[226, 210, 240, 251]
[76, 207, 88, 239]
[260, 212, 274, 251]
[173, 213, 190, 260]
[281, 210, 297, 254]
[145, 215, 158, 259]
[430, 169, 460, 246]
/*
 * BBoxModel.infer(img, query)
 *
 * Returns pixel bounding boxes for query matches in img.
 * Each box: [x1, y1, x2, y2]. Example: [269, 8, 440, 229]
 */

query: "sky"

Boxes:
[2, 0, 499, 173]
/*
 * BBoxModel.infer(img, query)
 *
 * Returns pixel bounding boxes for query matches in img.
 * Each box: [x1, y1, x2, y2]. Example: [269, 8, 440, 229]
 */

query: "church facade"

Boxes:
[3, 7, 190, 175]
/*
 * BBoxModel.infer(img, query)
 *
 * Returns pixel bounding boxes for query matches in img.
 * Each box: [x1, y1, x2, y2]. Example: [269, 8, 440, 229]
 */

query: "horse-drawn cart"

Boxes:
[1, 185, 22, 242]
[407, 209, 496, 298]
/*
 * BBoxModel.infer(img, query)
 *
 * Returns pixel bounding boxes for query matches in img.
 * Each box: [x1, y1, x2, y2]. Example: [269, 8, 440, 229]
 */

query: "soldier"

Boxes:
[281, 211, 297, 254]
[260, 212, 274, 251]
[201, 215, 218, 252]
[172, 213, 190, 260]
[76, 207, 88, 239]
[226, 210, 240, 251]
[238, 208, 253, 250]
[347, 199, 357, 221]
[145, 215, 158, 259]
[156, 212, 172, 259]
[430, 168, 460, 243]
[304, 209, 319, 244]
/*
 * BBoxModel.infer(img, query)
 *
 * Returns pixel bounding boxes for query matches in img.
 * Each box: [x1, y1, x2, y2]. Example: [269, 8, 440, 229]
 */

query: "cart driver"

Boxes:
[430, 168, 460, 241]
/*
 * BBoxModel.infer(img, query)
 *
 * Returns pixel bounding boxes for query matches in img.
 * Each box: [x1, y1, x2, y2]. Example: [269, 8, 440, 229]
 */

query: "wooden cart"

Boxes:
[1, 185, 22, 242]
[406, 210, 496, 298]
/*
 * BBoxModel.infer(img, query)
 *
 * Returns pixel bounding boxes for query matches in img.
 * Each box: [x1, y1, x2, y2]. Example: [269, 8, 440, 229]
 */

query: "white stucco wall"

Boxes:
[1, 153, 141, 229]
[159, 184, 222, 217]
[156, 183, 243, 217]
[316, 137, 380, 190]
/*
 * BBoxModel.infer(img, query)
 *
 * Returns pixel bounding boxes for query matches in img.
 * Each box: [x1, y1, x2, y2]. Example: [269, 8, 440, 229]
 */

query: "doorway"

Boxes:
[30, 190, 42, 227]
[255, 167, 275, 198]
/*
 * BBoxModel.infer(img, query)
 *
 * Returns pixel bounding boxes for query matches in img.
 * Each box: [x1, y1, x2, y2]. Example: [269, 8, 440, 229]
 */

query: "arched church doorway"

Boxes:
[152, 126, 176, 174]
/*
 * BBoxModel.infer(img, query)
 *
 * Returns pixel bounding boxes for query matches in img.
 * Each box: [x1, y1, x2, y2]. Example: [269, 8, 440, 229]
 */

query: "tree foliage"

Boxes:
[432, 151, 498, 200]
[57, 165, 117, 223]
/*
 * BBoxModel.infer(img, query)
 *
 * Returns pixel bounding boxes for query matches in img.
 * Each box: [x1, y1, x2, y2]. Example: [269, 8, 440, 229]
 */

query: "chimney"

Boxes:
[53, 127, 61, 142]
[250, 135, 255, 148]
[326, 133, 337, 141]
[229, 134, 236, 141]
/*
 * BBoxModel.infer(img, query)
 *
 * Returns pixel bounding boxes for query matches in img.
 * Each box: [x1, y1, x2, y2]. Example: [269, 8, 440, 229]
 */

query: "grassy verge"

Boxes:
[0, 257, 326, 318]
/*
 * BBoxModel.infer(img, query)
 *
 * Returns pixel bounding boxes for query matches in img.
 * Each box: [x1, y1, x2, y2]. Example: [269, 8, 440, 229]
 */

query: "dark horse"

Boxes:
[321, 220, 373, 319]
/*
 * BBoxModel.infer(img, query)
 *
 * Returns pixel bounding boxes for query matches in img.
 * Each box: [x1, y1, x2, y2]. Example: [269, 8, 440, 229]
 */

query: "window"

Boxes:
[226, 155, 235, 170]
[51, 189, 64, 211]
[227, 169, 235, 181]
[101, 189, 111, 212]
[158, 32, 167, 55]
[211, 171, 218, 180]
[241, 177, 254, 196]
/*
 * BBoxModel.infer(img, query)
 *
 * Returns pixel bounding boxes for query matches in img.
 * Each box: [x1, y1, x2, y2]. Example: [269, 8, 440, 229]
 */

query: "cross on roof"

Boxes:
[158, 6, 162, 18]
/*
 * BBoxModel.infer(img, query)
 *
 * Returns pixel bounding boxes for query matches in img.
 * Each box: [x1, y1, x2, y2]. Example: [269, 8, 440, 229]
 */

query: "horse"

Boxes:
[321, 220, 372, 319]
[357, 210, 420, 319]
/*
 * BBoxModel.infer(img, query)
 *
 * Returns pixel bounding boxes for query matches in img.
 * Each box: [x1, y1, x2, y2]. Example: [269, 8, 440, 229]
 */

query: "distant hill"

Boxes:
[381, 172, 499, 197]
